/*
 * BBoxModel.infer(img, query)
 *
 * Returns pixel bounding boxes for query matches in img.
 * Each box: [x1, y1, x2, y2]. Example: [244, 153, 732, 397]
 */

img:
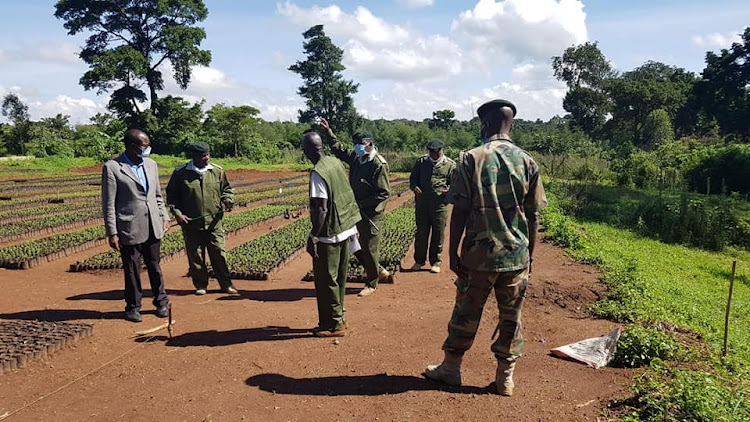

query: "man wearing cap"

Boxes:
[318, 118, 392, 298]
[302, 131, 362, 337]
[409, 139, 456, 274]
[424, 99, 547, 397]
[102, 129, 171, 323]
[166, 141, 238, 295]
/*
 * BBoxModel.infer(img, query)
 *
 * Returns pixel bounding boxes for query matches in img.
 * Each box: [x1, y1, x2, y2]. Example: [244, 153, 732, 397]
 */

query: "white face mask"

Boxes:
[138, 146, 152, 158]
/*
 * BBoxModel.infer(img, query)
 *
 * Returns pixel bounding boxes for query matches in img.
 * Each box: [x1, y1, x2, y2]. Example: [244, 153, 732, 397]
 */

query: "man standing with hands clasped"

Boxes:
[102, 129, 171, 323]
[302, 131, 362, 337]
[166, 142, 238, 296]
[409, 139, 456, 274]
[424, 100, 547, 397]
[318, 118, 393, 298]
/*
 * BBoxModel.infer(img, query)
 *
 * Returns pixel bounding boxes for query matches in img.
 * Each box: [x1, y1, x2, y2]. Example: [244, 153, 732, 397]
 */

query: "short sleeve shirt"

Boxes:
[447, 136, 547, 272]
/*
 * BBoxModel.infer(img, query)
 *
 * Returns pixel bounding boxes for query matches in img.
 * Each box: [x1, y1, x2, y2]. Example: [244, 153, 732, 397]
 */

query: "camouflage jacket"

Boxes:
[447, 135, 547, 272]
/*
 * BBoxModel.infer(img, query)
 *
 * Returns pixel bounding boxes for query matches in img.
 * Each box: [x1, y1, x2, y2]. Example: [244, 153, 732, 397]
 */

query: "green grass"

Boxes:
[542, 192, 750, 420]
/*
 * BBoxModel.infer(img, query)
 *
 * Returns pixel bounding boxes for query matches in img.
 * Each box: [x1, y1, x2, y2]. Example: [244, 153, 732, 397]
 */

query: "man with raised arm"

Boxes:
[424, 100, 547, 396]
[102, 129, 170, 323]
[302, 131, 362, 337]
[318, 118, 392, 297]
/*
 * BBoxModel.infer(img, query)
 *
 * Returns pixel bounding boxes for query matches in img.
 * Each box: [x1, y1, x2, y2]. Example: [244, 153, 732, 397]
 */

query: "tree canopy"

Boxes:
[54, 0, 211, 125]
[289, 25, 360, 134]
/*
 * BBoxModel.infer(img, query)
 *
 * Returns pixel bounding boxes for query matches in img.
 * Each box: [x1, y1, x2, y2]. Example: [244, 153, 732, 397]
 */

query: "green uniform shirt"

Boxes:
[166, 163, 234, 230]
[447, 135, 547, 272]
[328, 138, 391, 217]
[312, 156, 362, 238]
[409, 154, 456, 200]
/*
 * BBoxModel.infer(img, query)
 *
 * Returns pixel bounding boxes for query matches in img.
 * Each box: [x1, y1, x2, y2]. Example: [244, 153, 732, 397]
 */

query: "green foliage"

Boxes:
[686, 143, 750, 195]
[0, 225, 106, 267]
[225, 218, 312, 279]
[696, 28, 750, 141]
[54, 0, 211, 121]
[430, 109, 455, 129]
[613, 325, 685, 368]
[289, 25, 360, 134]
[625, 365, 750, 421]
[552, 41, 615, 89]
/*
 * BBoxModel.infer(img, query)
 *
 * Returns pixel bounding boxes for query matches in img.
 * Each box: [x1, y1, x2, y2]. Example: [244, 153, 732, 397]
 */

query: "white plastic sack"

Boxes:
[550, 327, 622, 369]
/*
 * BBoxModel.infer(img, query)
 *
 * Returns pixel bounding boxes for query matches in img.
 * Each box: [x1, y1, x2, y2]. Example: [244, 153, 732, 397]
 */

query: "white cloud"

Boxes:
[396, 0, 434, 9]
[451, 0, 587, 65]
[692, 30, 742, 49]
[37, 43, 80, 64]
[0, 86, 106, 124]
[277, 1, 463, 81]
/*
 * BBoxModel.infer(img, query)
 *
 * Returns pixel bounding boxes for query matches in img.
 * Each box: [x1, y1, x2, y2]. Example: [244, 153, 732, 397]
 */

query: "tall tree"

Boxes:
[430, 109, 456, 129]
[289, 25, 359, 134]
[1, 93, 31, 154]
[606, 61, 696, 147]
[54, 0, 211, 124]
[553, 42, 615, 135]
[696, 27, 750, 141]
[552, 42, 616, 89]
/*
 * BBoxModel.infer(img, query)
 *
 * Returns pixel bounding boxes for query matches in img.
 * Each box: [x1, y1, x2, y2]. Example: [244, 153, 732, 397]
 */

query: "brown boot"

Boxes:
[424, 351, 463, 386]
[378, 268, 395, 284]
[496, 361, 516, 396]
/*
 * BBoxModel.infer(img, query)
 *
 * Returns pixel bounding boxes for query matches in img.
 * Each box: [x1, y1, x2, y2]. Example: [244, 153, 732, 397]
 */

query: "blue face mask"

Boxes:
[354, 144, 367, 157]
[479, 129, 488, 144]
[138, 146, 152, 158]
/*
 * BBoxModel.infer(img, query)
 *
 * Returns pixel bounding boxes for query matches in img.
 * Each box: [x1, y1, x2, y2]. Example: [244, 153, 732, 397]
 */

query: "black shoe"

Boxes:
[125, 309, 142, 323]
[155, 305, 169, 318]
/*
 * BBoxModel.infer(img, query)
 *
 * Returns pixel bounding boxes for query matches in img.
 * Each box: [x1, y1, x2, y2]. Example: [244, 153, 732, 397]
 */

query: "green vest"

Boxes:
[313, 156, 362, 238]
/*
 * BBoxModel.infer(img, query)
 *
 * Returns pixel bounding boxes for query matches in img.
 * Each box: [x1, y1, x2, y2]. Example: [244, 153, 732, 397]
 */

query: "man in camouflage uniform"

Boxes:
[409, 139, 456, 274]
[424, 99, 547, 397]
[166, 142, 238, 295]
[303, 132, 362, 337]
[319, 118, 393, 298]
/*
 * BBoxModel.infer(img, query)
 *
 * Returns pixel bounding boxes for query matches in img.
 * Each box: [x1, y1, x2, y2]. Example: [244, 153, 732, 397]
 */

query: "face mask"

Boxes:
[138, 146, 152, 158]
[354, 144, 367, 157]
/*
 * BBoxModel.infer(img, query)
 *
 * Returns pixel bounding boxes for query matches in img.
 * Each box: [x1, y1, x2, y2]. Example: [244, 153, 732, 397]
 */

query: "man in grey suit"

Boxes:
[102, 129, 171, 323]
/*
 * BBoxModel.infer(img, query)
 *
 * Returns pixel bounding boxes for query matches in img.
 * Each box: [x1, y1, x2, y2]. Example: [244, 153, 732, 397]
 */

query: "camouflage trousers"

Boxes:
[442, 267, 529, 362]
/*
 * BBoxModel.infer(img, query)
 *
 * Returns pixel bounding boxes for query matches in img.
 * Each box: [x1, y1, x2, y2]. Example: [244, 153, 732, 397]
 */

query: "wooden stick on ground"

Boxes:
[133, 320, 176, 337]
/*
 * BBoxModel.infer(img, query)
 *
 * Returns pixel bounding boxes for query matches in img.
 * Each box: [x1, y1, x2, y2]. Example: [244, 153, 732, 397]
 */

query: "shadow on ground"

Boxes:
[217, 287, 361, 302]
[138, 325, 314, 346]
[0, 308, 122, 321]
[66, 289, 196, 301]
[245, 373, 494, 396]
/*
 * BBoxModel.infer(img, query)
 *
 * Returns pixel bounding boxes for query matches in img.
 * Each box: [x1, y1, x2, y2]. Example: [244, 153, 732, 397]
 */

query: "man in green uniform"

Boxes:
[166, 141, 238, 295]
[409, 139, 456, 274]
[424, 100, 547, 397]
[303, 131, 362, 337]
[318, 118, 393, 298]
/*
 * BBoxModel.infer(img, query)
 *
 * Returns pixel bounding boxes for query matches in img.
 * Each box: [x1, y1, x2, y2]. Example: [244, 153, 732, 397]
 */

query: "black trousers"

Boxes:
[119, 230, 168, 312]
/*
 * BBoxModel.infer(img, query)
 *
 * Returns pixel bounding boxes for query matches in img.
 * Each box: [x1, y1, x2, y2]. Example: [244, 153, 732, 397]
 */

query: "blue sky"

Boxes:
[0, 0, 747, 124]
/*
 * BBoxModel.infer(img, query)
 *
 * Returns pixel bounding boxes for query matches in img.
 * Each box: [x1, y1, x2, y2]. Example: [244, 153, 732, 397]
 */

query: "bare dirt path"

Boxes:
[0, 188, 632, 421]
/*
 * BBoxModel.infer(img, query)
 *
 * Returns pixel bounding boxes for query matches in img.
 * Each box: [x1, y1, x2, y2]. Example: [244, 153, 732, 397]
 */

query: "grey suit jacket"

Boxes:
[102, 154, 169, 246]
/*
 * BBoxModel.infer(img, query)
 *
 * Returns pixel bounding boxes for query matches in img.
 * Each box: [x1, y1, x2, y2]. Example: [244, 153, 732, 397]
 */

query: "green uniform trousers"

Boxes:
[313, 240, 350, 331]
[354, 213, 384, 289]
[414, 196, 449, 266]
[183, 227, 233, 290]
[442, 267, 529, 363]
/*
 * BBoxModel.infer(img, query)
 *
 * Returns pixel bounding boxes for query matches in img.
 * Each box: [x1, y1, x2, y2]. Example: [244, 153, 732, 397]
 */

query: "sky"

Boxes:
[0, 0, 747, 124]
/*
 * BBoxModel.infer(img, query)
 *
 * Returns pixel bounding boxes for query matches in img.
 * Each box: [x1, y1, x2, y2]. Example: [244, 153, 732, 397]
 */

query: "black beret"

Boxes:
[353, 131, 374, 143]
[426, 139, 445, 150]
[187, 141, 210, 154]
[477, 99, 517, 118]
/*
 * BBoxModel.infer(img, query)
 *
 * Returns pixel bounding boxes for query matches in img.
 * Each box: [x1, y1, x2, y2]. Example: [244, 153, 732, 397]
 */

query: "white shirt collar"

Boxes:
[359, 146, 378, 163]
[186, 161, 214, 174]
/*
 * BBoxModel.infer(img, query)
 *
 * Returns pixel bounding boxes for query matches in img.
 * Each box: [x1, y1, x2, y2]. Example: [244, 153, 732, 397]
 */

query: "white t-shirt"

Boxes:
[310, 171, 358, 244]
